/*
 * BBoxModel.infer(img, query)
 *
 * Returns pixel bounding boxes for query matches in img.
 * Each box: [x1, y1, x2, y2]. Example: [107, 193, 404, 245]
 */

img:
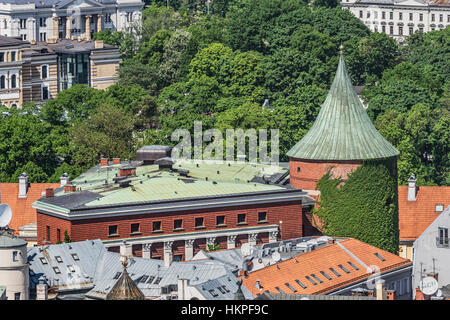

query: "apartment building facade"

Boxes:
[0, 35, 120, 107]
[341, 0, 450, 42]
[0, 0, 143, 43]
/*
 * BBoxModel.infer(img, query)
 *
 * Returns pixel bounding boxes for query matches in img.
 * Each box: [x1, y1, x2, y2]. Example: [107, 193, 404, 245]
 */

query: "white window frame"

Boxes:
[41, 84, 49, 100]
[41, 64, 49, 79]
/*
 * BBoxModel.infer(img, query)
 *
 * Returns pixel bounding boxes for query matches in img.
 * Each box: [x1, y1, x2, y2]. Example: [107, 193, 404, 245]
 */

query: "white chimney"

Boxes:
[60, 172, 69, 187]
[376, 279, 386, 301]
[36, 277, 48, 300]
[18, 173, 28, 198]
[120, 240, 133, 258]
[178, 278, 190, 300]
[407, 174, 417, 201]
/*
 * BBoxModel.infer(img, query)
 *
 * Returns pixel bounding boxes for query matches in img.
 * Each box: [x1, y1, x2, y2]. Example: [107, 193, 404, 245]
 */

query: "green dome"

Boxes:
[287, 51, 399, 161]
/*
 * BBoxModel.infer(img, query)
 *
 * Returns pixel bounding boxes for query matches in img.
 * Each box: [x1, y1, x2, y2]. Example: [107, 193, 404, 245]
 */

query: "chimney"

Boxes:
[45, 188, 54, 198]
[118, 166, 136, 178]
[328, 239, 335, 244]
[386, 290, 395, 300]
[18, 172, 28, 198]
[120, 240, 133, 259]
[64, 183, 76, 193]
[36, 277, 48, 300]
[407, 174, 417, 201]
[100, 155, 108, 167]
[60, 172, 69, 187]
[94, 40, 104, 49]
[376, 279, 386, 300]
[113, 158, 121, 165]
[178, 278, 190, 300]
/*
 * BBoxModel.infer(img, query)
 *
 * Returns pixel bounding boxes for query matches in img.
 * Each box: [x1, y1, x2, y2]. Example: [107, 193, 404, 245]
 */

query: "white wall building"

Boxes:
[341, 0, 450, 42]
[0, 0, 143, 42]
[0, 229, 29, 300]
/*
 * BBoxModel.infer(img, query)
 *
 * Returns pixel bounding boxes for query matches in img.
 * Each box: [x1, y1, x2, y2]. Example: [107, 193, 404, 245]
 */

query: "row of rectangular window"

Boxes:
[0, 51, 17, 62]
[108, 212, 268, 236]
[360, 11, 449, 22]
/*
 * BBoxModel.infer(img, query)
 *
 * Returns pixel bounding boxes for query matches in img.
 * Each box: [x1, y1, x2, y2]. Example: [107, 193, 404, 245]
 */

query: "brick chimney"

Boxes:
[64, 183, 76, 193]
[118, 166, 136, 177]
[100, 155, 108, 167]
[60, 172, 70, 187]
[113, 158, 121, 165]
[407, 174, 417, 201]
[45, 188, 54, 198]
[386, 290, 396, 300]
[18, 172, 28, 198]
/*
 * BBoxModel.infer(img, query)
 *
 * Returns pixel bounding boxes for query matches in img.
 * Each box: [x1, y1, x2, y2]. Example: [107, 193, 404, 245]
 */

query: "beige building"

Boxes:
[0, 35, 120, 107]
[341, 0, 450, 43]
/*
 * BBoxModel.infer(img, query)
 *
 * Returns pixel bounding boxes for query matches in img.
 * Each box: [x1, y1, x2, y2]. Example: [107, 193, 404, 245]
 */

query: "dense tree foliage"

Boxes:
[0, 2, 448, 189]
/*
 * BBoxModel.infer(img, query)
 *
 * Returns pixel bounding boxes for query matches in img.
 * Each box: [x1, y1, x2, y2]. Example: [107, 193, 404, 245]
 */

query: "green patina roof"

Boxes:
[49, 160, 289, 207]
[286, 51, 399, 161]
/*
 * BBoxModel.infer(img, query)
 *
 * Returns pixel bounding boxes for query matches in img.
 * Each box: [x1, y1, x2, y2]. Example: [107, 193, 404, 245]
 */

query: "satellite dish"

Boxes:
[0, 204, 12, 228]
[420, 277, 438, 296]
[272, 251, 281, 263]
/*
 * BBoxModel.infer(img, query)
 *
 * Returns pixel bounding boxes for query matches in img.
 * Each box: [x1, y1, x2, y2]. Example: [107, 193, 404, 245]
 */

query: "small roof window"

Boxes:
[208, 289, 219, 297]
[305, 275, 317, 285]
[435, 204, 444, 212]
[113, 272, 122, 280]
[53, 266, 61, 274]
[140, 275, 148, 283]
[348, 261, 359, 271]
[71, 253, 79, 261]
[374, 253, 386, 262]
[285, 283, 297, 293]
[275, 286, 285, 294]
[311, 274, 323, 284]
[295, 279, 307, 289]
[55, 256, 63, 263]
[39, 257, 48, 265]
[330, 267, 341, 277]
[320, 271, 332, 280]
[67, 265, 75, 273]
[338, 264, 350, 274]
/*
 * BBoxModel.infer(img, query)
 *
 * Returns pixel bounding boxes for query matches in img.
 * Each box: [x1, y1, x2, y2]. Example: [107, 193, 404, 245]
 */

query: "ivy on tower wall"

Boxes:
[313, 157, 399, 253]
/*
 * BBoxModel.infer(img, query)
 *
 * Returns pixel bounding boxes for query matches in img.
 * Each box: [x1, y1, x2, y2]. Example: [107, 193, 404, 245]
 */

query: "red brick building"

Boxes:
[33, 154, 314, 266]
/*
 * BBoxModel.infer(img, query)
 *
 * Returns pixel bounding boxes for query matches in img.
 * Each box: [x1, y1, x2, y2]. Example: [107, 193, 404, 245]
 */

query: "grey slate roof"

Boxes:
[85, 251, 167, 299]
[193, 271, 254, 300]
[286, 51, 399, 161]
[27, 239, 106, 290]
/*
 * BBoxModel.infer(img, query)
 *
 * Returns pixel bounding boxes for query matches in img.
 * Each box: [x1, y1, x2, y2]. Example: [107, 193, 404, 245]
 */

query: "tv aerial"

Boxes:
[0, 204, 12, 229]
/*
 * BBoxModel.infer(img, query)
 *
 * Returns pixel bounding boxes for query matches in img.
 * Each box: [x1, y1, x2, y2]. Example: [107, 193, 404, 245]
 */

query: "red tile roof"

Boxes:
[398, 186, 450, 241]
[242, 238, 411, 297]
[0, 183, 60, 234]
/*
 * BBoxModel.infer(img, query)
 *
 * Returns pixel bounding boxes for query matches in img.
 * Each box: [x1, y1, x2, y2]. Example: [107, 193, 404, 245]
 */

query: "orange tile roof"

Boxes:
[0, 183, 60, 234]
[242, 238, 411, 297]
[398, 186, 450, 241]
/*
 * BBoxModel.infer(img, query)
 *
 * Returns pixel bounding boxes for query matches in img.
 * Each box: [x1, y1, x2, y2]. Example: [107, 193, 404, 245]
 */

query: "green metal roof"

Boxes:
[286, 51, 399, 161]
[49, 160, 289, 207]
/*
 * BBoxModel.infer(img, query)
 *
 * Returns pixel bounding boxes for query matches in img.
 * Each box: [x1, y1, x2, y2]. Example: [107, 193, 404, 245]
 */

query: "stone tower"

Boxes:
[287, 47, 399, 191]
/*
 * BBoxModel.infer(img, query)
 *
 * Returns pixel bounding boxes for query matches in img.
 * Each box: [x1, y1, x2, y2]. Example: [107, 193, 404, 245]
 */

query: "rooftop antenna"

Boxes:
[0, 204, 12, 230]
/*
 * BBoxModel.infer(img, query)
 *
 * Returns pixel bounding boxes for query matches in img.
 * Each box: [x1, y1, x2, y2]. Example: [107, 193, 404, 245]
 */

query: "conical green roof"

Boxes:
[286, 51, 399, 161]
